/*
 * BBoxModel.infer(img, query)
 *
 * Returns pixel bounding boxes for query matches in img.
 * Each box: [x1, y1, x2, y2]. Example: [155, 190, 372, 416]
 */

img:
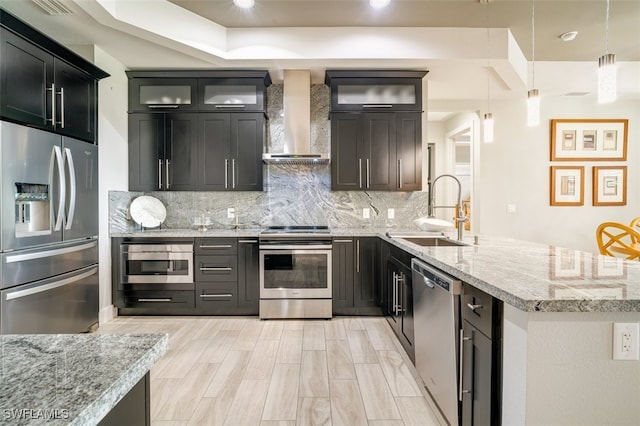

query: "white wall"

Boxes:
[94, 47, 129, 324]
[477, 97, 640, 252]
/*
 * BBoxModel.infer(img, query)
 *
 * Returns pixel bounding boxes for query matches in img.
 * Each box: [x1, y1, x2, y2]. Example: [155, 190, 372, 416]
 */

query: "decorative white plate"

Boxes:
[129, 196, 167, 228]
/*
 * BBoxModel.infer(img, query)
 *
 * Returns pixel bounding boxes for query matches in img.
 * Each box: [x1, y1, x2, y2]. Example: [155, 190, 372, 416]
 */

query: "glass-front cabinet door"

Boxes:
[325, 71, 427, 112]
[128, 78, 197, 111]
[198, 78, 265, 111]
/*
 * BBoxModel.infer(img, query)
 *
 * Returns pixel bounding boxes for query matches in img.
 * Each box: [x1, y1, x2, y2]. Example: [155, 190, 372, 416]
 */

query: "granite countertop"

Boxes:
[110, 227, 640, 313]
[0, 333, 168, 425]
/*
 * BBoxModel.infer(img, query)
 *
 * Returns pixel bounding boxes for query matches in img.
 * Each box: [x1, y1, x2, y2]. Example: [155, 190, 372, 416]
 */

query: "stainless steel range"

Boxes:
[259, 226, 332, 319]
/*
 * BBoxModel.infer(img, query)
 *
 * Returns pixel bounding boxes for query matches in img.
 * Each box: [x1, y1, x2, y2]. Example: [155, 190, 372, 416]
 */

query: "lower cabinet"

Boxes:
[332, 237, 381, 315]
[460, 284, 503, 426]
[384, 244, 414, 362]
[112, 237, 259, 316]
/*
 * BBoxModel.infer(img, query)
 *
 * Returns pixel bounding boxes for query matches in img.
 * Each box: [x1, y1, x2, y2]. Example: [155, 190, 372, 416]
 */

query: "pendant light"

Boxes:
[527, 0, 540, 126]
[598, 0, 616, 103]
[483, 4, 494, 143]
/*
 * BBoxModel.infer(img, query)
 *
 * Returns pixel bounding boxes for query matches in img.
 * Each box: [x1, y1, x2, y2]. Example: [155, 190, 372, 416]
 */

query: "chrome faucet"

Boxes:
[428, 174, 467, 241]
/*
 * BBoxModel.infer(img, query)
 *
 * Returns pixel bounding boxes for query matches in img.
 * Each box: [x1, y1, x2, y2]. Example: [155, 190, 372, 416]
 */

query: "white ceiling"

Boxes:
[2, 0, 639, 119]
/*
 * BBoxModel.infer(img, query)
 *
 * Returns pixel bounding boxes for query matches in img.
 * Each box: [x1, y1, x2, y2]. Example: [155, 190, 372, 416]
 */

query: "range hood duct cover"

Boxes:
[263, 70, 329, 164]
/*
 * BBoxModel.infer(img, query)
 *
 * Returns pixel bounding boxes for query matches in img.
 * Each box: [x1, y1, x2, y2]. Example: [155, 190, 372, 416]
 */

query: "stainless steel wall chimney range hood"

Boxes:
[262, 70, 330, 165]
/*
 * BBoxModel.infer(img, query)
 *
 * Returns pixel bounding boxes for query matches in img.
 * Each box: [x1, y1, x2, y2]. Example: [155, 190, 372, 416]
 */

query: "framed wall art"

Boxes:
[593, 166, 627, 206]
[550, 118, 628, 161]
[550, 166, 584, 206]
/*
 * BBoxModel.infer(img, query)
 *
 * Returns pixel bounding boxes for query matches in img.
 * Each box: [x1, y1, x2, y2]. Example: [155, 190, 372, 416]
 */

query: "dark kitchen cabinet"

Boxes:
[332, 237, 381, 315]
[237, 238, 259, 315]
[383, 243, 415, 362]
[0, 10, 108, 143]
[128, 113, 198, 191]
[127, 70, 269, 192]
[325, 70, 427, 112]
[330, 112, 420, 191]
[460, 284, 503, 426]
[199, 113, 264, 191]
[327, 70, 425, 192]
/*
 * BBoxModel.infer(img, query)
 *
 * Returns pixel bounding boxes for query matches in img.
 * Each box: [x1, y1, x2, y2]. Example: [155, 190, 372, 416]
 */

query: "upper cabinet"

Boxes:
[325, 70, 427, 112]
[126, 71, 271, 113]
[326, 70, 426, 191]
[126, 70, 270, 192]
[0, 9, 109, 143]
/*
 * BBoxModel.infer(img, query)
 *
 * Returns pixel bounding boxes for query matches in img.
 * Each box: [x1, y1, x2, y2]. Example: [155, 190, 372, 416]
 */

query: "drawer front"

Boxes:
[195, 238, 237, 255]
[462, 284, 495, 338]
[121, 290, 195, 309]
[195, 255, 238, 281]
[196, 282, 238, 308]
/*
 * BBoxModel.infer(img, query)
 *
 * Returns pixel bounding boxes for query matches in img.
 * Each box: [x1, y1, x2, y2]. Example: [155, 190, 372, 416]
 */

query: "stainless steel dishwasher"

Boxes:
[412, 258, 462, 426]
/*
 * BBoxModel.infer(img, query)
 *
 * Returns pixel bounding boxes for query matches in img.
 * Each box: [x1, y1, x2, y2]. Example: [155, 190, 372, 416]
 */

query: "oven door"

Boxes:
[121, 246, 193, 284]
[260, 248, 332, 299]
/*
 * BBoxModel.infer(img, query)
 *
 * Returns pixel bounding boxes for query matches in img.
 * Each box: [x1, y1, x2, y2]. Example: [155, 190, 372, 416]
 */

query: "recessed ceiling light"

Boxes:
[233, 0, 254, 9]
[370, 0, 391, 9]
[559, 31, 578, 42]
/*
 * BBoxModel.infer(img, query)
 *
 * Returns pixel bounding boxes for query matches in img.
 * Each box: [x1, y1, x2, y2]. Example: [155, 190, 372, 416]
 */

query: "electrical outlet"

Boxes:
[613, 323, 639, 360]
[362, 208, 370, 219]
[388, 208, 395, 219]
[227, 208, 235, 219]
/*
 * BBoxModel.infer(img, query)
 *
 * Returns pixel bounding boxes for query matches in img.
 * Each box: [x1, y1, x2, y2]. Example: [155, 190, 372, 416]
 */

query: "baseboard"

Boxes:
[99, 304, 117, 325]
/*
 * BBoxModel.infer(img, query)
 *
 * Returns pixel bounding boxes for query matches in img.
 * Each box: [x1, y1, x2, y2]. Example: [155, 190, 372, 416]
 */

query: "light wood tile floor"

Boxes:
[97, 316, 445, 426]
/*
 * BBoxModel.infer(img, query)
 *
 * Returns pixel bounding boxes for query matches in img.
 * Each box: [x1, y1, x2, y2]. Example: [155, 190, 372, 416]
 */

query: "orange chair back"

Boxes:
[596, 222, 640, 261]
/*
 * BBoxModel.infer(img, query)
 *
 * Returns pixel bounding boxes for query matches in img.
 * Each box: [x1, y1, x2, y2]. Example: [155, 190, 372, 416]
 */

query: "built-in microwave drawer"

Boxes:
[195, 238, 237, 255]
[195, 255, 238, 282]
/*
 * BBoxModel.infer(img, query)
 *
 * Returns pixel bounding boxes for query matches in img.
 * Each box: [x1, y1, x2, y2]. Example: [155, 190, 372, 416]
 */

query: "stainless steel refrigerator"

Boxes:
[0, 120, 99, 334]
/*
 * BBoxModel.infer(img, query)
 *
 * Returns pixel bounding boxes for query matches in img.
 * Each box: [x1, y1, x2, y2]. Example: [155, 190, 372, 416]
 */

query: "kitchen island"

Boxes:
[110, 227, 640, 425]
[0, 333, 167, 425]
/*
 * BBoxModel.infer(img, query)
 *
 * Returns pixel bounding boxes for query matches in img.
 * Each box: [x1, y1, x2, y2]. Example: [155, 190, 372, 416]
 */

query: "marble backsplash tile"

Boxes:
[109, 83, 430, 233]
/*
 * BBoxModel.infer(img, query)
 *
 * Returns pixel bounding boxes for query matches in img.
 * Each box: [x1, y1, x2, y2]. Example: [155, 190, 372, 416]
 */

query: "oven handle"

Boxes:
[200, 267, 233, 271]
[259, 245, 332, 250]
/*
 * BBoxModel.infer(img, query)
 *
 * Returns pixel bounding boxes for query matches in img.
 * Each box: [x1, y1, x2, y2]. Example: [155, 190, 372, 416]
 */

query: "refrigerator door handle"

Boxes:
[5, 241, 98, 263]
[63, 147, 77, 230]
[51, 146, 66, 231]
[5, 266, 98, 301]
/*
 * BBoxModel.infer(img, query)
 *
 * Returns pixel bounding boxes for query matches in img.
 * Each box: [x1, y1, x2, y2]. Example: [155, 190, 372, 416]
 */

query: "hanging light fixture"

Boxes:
[598, 0, 616, 103]
[483, 4, 494, 143]
[527, 0, 540, 126]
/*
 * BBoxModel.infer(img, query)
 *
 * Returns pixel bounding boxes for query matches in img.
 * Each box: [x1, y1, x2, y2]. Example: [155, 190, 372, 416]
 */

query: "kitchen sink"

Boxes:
[398, 236, 467, 247]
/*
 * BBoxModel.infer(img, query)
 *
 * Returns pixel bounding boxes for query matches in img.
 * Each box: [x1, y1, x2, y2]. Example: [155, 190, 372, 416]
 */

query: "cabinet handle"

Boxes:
[232, 159, 236, 189]
[138, 298, 171, 302]
[57, 87, 65, 128]
[238, 240, 258, 244]
[224, 159, 229, 189]
[166, 159, 171, 189]
[467, 303, 483, 312]
[398, 159, 403, 189]
[459, 329, 472, 401]
[333, 239, 353, 243]
[200, 294, 233, 298]
[356, 239, 360, 273]
[158, 159, 163, 190]
[396, 272, 405, 313]
[366, 158, 370, 188]
[199, 244, 233, 249]
[214, 105, 246, 109]
[47, 84, 56, 125]
[358, 159, 363, 189]
[200, 267, 233, 271]
[363, 104, 392, 108]
[148, 105, 179, 109]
